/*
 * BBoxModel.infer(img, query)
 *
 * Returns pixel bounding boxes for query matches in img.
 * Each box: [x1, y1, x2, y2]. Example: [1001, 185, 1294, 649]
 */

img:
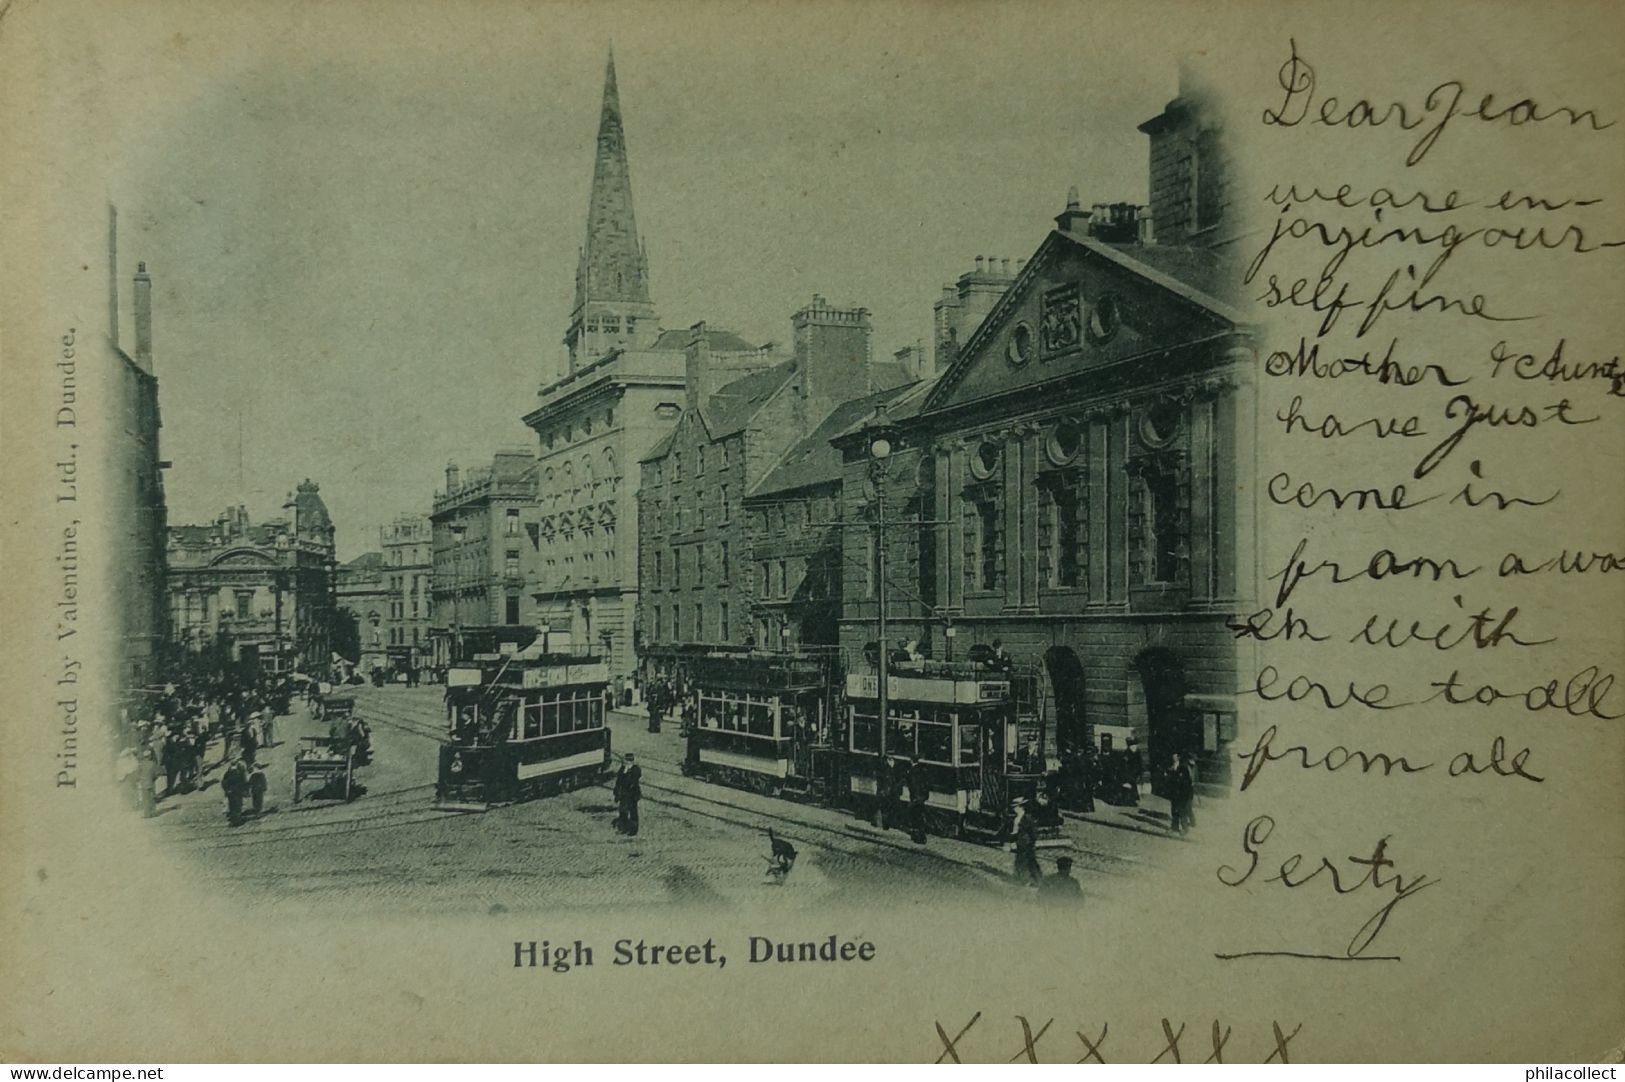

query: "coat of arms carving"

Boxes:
[1040, 284, 1082, 356]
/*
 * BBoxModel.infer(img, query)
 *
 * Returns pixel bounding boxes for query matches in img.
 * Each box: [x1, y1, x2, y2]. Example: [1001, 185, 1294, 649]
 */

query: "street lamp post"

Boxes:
[448, 521, 468, 662]
[864, 405, 898, 760]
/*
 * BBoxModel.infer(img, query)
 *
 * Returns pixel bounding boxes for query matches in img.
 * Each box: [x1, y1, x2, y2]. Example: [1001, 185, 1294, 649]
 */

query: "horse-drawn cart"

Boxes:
[293, 736, 354, 803]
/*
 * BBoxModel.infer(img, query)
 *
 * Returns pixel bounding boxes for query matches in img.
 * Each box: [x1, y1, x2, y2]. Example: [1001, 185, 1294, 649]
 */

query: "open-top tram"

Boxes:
[680, 648, 840, 800]
[434, 652, 612, 810]
[843, 660, 1061, 843]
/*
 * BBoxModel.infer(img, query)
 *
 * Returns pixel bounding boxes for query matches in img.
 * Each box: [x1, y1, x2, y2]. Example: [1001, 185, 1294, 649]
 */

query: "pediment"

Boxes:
[923, 231, 1243, 415]
[209, 547, 276, 569]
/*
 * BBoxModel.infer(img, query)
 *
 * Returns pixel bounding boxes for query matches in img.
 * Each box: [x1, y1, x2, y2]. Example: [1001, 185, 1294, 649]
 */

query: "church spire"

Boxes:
[565, 48, 657, 373]
[575, 48, 651, 312]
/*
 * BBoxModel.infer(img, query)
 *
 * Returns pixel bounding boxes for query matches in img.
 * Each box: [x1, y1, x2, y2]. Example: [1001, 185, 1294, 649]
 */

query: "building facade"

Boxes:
[381, 514, 432, 667]
[636, 297, 913, 676]
[428, 450, 539, 667]
[743, 382, 925, 654]
[104, 206, 170, 689]
[521, 51, 763, 686]
[834, 80, 1251, 801]
[167, 482, 339, 678]
[335, 551, 389, 673]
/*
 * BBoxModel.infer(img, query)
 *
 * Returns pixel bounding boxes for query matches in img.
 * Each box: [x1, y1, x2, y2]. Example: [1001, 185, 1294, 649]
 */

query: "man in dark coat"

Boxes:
[871, 756, 892, 830]
[614, 754, 642, 836]
[248, 761, 268, 817]
[1167, 751, 1195, 835]
[221, 758, 248, 825]
[243, 715, 262, 768]
[1012, 797, 1041, 885]
[908, 758, 930, 845]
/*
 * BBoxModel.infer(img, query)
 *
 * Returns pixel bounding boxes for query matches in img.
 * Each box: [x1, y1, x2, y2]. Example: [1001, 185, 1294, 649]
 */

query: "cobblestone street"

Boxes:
[146, 686, 1166, 915]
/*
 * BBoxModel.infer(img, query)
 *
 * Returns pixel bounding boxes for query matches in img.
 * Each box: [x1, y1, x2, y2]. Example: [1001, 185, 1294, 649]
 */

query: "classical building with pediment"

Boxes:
[166, 482, 339, 677]
[833, 77, 1253, 802]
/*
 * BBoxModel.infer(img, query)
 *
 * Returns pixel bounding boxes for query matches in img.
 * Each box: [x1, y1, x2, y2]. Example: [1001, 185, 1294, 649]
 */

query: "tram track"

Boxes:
[176, 691, 1140, 886]
[353, 692, 1147, 878]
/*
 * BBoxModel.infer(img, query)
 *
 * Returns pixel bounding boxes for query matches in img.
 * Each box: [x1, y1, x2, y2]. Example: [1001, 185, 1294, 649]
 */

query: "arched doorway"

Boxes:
[1044, 646, 1092, 811]
[1134, 647, 1190, 798]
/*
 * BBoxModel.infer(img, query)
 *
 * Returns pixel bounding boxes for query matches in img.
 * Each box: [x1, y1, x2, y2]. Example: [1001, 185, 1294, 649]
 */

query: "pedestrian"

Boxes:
[240, 714, 260, 768]
[192, 722, 209, 781]
[1039, 855, 1084, 903]
[908, 757, 930, 845]
[261, 709, 276, 749]
[871, 756, 891, 830]
[646, 694, 661, 734]
[885, 757, 907, 833]
[221, 757, 248, 825]
[614, 753, 642, 836]
[248, 760, 268, 817]
[159, 726, 181, 796]
[1011, 796, 1041, 885]
[1167, 751, 1195, 835]
[137, 745, 159, 818]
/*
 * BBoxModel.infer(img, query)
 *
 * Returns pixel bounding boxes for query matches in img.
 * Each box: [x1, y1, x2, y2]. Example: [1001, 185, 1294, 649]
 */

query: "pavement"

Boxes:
[143, 686, 1171, 916]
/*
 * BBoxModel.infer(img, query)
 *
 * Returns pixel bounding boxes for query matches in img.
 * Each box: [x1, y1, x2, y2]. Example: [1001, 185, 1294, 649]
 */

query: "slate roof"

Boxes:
[651, 327, 760, 353]
[704, 360, 799, 438]
[750, 380, 923, 498]
[1061, 227, 1247, 320]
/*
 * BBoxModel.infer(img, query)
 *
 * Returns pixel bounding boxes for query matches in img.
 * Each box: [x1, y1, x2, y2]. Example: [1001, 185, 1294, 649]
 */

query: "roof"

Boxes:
[704, 359, 798, 438]
[1058, 227, 1246, 320]
[344, 551, 385, 570]
[640, 358, 799, 463]
[750, 380, 922, 498]
[652, 327, 759, 353]
[1093, 236, 1245, 313]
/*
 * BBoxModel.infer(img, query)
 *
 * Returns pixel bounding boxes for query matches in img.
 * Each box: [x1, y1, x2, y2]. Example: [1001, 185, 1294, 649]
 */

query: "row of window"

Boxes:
[387, 599, 421, 620]
[649, 601, 730, 643]
[516, 688, 605, 740]
[749, 497, 830, 534]
[542, 451, 618, 488]
[540, 409, 617, 451]
[646, 484, 731, 535]
[659, 438, 732, 484]
[650, 540, 733, 591]
[384, 626, 422, 646]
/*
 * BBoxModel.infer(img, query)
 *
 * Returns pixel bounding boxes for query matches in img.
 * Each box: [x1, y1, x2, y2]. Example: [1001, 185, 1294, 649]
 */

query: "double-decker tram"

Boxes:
[435, 652, 613, 810]
[843, 659, 1061, 843]
[680, 648, 840, 800]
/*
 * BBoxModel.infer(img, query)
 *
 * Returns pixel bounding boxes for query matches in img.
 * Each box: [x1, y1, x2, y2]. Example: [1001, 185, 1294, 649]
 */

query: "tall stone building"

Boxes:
[834, 79, 1252, 802]
[636, 297, 912, 680]
[167, 482, 338, 677]
[335, 550, 389, 673]
[429, 451, 540, 667]
[103, 205, 170, 689]
[381, 513, 432, 665]
[743, 380, 927, 654]
[522, 51, 756, 688]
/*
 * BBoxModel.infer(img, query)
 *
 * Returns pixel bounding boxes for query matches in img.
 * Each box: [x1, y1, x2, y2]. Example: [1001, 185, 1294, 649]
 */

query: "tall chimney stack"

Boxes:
[107, 205, 120, 346]
[133, 260, 153, 371]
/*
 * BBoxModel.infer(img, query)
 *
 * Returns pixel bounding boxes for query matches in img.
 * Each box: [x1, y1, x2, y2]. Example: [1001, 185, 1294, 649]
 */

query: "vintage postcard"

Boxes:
[1, 0, 1621, 1063]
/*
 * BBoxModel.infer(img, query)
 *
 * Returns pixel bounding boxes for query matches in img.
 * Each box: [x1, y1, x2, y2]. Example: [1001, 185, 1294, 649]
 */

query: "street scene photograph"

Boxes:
[100, 20, 1255, 915]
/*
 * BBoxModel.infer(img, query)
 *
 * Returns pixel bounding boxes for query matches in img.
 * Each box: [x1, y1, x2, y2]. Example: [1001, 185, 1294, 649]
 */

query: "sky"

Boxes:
[92, 1, 1215, 559]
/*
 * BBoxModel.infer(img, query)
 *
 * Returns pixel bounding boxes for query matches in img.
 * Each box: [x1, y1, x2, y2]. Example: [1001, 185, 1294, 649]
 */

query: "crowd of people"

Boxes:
[117, 668, 381, 826]
[116, 673, 293, 825]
